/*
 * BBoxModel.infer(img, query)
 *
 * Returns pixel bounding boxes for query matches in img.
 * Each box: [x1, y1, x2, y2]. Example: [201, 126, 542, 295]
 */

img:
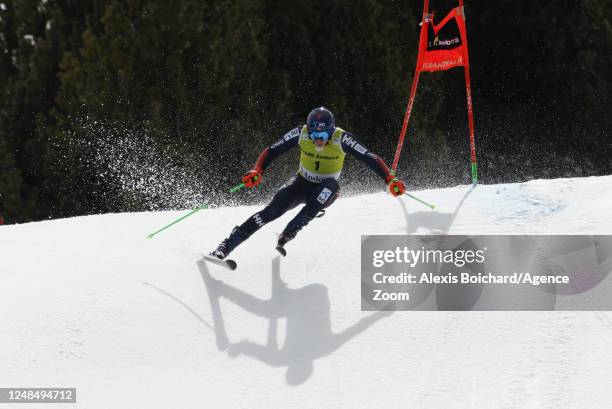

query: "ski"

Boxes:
[202, 254, 237, 270]
[275, 246, 287, 257]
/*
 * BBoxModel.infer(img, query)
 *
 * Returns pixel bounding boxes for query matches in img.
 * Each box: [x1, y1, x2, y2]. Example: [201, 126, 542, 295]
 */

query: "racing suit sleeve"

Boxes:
[253, 127, 301, 171]
[340, 131, 392, 181]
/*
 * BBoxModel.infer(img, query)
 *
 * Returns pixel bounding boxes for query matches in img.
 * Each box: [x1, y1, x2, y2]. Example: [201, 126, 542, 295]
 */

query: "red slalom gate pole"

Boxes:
[458, 0, 478, 185]
[464, 63, 478, 186]
[392, 0, 429, 174]
[391, 69, 421, 174]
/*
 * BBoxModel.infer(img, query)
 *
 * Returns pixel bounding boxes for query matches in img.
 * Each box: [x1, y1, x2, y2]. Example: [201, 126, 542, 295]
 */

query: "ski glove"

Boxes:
[386, 174, 406, 197]
[242, 167, 263, 188]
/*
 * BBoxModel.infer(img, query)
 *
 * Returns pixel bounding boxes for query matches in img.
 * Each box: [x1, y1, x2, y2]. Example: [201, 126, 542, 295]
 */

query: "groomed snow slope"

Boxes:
[1, 175, 612, 409]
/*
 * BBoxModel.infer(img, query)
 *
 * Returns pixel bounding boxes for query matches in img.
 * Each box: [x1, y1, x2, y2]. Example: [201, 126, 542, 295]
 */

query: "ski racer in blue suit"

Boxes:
[210, 107, 406, 259]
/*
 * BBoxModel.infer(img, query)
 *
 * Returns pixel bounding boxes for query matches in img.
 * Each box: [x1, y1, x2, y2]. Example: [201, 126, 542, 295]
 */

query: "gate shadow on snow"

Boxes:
[400, 185, 475, 234]
[197, 257, 391, 385]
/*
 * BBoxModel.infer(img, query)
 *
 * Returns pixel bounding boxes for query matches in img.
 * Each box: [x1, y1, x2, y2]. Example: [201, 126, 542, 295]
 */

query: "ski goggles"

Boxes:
[309, 130, 331, 142]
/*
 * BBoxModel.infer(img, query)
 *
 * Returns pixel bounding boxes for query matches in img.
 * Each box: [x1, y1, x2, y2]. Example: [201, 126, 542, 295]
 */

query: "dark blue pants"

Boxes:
[240, 174, 340, 239]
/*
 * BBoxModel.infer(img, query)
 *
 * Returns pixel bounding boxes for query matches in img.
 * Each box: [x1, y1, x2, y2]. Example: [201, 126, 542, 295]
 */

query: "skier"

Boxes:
[210, 107, 406, 259]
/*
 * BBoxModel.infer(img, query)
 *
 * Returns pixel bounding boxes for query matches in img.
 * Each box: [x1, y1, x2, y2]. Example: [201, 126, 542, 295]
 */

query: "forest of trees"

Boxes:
[0, 0, 610, 224]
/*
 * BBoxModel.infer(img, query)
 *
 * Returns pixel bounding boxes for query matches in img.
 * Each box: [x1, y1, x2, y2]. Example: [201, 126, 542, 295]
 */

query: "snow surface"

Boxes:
[1, 175, 612, 409]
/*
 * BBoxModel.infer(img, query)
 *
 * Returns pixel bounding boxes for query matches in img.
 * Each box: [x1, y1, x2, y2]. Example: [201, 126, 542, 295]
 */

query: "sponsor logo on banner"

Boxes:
[422, 56, 463, 70]
[431, 36, 460, 48]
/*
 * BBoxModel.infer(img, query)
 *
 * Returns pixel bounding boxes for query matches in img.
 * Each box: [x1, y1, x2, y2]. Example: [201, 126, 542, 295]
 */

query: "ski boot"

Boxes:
[275, 231, 295, 257]
[210, 226, 246, 260]
[276, 210, 320, 257]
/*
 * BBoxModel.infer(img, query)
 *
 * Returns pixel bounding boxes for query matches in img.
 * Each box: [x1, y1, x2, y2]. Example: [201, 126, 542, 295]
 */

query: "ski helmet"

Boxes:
[306, 107, 335, 141]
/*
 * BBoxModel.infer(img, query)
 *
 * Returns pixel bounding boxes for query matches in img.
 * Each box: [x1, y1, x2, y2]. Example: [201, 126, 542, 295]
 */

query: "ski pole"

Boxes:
[229, 175, 258, 193]
[229, 183, 245, 193]
[146, 203, 209, 239]
[147, 176, 258, 238]
[390, 174, 435, 209]
[404, 192, 435, 209]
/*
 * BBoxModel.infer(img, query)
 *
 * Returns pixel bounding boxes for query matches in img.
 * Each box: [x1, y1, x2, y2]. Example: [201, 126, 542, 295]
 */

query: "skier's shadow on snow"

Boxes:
[400, 186, 475, 234]
[198, 257, 391, 386]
